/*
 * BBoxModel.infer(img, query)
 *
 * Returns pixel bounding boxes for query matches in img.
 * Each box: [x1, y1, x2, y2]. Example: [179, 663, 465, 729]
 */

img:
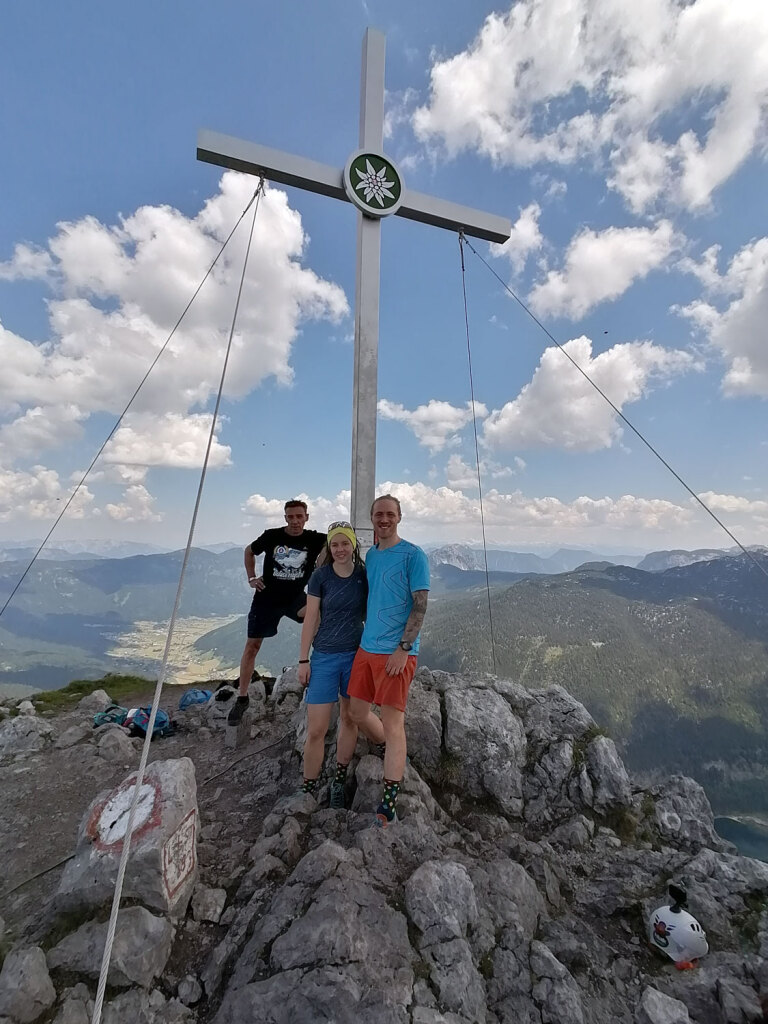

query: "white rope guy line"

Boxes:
[463, 237, 768, 583]
[458, 232, 497, 674]
[90, 178, 265, 1024]
[0, 184, 263, 624]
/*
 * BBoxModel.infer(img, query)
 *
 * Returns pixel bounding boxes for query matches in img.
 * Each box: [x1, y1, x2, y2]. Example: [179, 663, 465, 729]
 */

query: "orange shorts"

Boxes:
[347, 649, 417, 712]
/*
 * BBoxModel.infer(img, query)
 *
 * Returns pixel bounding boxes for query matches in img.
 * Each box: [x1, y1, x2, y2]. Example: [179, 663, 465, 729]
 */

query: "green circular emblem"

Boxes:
[343, 150, 404, 218]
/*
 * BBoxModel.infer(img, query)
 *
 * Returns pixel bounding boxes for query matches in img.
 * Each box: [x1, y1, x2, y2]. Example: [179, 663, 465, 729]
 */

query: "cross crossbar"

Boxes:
[197, 129, 511, 244]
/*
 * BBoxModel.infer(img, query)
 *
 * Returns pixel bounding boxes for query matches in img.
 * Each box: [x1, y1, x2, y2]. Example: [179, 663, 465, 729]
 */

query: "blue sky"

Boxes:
[1, 0, 767, 553]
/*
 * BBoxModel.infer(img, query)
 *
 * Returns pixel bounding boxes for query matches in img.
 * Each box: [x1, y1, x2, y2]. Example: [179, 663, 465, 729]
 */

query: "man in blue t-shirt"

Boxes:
[347, 494, 430, 827]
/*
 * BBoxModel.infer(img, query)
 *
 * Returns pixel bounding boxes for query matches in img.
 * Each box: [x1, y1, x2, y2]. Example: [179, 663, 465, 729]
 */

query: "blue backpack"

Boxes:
[129, 706, 173, 738]
[93, 705, 128, 728]
[178, 688, 212, 711]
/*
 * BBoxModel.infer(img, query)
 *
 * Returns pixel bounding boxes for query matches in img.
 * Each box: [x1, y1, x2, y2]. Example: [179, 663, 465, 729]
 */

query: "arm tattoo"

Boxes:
[401, 590, 428, 643]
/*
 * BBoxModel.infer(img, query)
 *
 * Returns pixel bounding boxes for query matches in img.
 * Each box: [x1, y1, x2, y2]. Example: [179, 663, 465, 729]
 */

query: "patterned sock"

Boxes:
[334, 762, 349, 785]
[376, 778, 401, 822]
[301, 778, 319, 795]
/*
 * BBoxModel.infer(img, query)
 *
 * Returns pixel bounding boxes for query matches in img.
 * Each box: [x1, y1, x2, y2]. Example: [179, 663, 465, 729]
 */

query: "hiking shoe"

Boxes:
[227, 695, 250, 725]
[329, 781, 346, 810]
[373, 811, 398, 829]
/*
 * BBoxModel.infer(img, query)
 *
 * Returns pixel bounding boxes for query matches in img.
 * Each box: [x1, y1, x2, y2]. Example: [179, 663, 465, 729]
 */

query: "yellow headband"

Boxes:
[327, 525, 357, 549]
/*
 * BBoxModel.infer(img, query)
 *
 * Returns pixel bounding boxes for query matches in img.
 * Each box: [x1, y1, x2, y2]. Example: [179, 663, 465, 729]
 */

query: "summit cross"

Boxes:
[198, 28, 511, 549]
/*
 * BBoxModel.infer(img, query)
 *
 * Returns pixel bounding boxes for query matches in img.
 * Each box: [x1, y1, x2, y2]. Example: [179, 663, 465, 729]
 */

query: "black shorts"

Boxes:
[247, 590, 306, 639]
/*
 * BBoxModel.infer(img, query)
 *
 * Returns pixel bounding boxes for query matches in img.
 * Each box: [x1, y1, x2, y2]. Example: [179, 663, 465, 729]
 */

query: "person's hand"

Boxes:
[298, 662, 311, 687]
[385, 647, 409, 676]
[249, 576, 265, 591]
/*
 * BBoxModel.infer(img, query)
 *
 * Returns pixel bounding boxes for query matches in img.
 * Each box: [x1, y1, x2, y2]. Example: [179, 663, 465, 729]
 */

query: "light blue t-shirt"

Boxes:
[360, 539, 430, 655]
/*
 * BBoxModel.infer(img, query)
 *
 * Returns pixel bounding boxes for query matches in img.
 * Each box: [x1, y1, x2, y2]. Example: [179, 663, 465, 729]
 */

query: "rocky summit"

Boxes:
[0, 668, 767, 1023]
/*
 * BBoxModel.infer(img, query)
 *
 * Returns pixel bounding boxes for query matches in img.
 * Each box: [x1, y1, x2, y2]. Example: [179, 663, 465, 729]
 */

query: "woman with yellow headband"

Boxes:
[298, 521, 386, 806]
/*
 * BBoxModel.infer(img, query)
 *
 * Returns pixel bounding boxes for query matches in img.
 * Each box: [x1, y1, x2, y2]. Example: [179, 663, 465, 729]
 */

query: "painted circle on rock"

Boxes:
[89, 776, 161, 849]
[343, 150, 404, 218]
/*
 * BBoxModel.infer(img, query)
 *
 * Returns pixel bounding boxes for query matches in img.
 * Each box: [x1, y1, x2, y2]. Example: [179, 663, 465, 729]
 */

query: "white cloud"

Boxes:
[105, 484, 161, 522]
[239, 482, 768, 547]
[491, 202, 542, 273]
[0, 467, 95, 522]
[446, 454, 520, 489]
[242, 491, 351, 531]
[529, 221, 678, 319]
[676, 237, 768, 396]
[0, 243, 54, 281]
[698, 491, 768, 520]
[483, 336, 695, 451]
[378, 399, 488, 453]
[413, 0, 768, 213]
[0, 405, 84, 461]
[0, 173, 347, 523]
[103, 413, 231, 469]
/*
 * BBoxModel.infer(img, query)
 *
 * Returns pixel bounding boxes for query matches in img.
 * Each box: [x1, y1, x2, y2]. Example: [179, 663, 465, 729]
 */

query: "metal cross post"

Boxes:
[198, 28, 510, 550]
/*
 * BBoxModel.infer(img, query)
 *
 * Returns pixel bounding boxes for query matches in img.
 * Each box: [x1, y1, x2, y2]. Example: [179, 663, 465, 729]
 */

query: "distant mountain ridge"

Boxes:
[428, 543, 643, 574]
[419, 551, 768, 812]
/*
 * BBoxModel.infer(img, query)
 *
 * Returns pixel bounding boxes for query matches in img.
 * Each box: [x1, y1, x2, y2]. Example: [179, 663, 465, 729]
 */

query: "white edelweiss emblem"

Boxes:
[355, 159, 396, 207]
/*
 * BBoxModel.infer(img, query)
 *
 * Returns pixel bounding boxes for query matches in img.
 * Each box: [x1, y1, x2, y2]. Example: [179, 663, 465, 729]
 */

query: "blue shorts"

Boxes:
[304, 650, 356, 705]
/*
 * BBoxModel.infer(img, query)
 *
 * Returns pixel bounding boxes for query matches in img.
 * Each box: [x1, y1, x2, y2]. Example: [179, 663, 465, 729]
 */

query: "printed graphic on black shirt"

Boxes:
[272, 544, 309, 582]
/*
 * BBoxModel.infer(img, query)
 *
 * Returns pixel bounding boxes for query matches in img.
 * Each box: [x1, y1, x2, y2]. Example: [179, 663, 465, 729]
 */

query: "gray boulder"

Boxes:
[0, 946, 56, 1023]
[405, 861, 478, 946]
[0, 716, 53, 761]
[76, 689, 113, 713]
[653, 775, 731, 851]
[192, 886, 227, 924]
[444, 685, 526, 815]
[56, 757, 198, 919]
[51, 983, 93, 1024]
[405, 679, 442, 772]
[635, 986, 691, 1023]
[97, 728, 137, 762]
[586, 736, 632, 813]
[47, 906, 173, 988]
[55, 724, 92, 750]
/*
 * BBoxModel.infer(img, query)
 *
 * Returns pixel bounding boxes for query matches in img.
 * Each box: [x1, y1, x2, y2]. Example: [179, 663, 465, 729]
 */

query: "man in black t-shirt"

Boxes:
[229, 499, 326, 724]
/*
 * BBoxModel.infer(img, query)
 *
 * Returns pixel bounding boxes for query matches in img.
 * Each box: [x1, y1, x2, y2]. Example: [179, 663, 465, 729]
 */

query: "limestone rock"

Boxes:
[101, 988, 192, 1024]
[530, 940, 584, 1024]
[404, 680, 442, 772]
[98, 728, 136, 762]
[653, 775, 731, 851]
[55, 724, 92, 750]
[47, 906, 173, 988]
[56, 757, 198, 919]
[76, 689, 113, 713]
[17, 701, 36, 716]
[177, 975, 203, 1005]
[586, 736, 632, 813]
[271, 666, 304, 704]
[0, 946, 56, 1023]
[192, 886, 227, 924]
[444, 685, 526, 815]
[635, 986, 691, 1024]
[51, 983, 93, 1024]
[0, 716, 53, 761]
[405, 860, 478, 946]
[421, 937, 486, 1021]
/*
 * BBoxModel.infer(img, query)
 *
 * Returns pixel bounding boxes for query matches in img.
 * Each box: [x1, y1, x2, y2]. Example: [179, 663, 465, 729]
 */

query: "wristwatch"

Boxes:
[398, 640, 413, 652]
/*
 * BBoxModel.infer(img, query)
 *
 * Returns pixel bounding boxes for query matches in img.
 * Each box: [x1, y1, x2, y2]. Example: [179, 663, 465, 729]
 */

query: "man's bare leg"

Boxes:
[238, 637, 263, 697]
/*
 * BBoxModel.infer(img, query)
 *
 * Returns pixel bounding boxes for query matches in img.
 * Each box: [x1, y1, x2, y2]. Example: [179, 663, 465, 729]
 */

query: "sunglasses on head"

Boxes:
[328, 520, 353, 530]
